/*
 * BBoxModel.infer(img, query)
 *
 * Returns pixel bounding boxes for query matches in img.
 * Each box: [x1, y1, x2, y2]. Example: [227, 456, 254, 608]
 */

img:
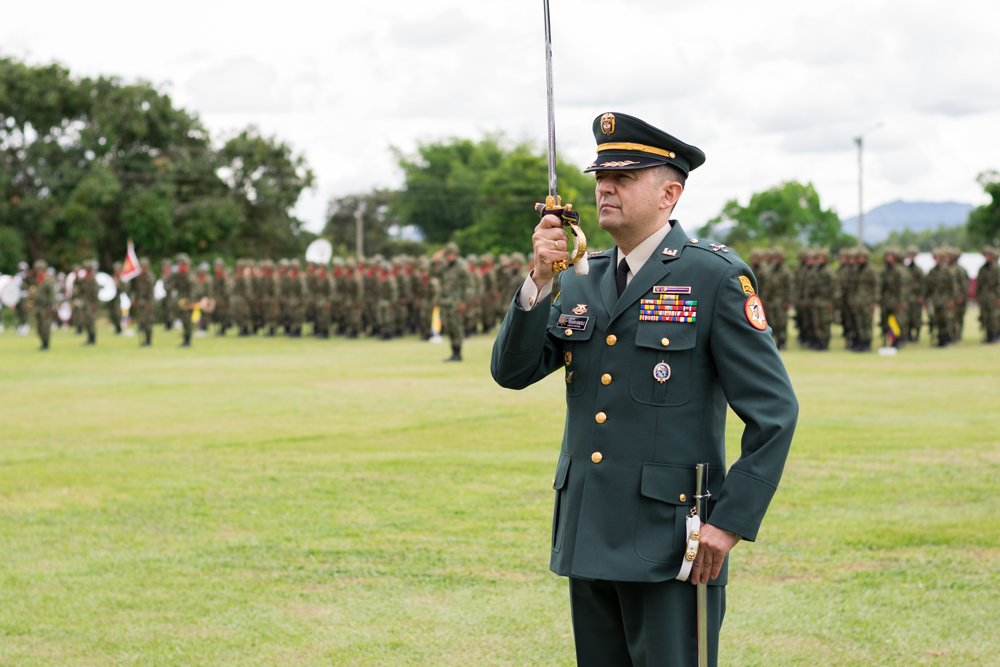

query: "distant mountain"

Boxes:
[840, 200, 974, 244]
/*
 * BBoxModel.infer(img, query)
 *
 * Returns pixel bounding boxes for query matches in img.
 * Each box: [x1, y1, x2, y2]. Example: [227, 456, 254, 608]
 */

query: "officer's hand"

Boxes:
[531, 214, 570, 288]
[690, 524, 741, 585]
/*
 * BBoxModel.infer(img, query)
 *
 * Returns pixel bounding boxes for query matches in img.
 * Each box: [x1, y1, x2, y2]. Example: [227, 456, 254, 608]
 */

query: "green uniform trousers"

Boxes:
[570, 577, 725, 667]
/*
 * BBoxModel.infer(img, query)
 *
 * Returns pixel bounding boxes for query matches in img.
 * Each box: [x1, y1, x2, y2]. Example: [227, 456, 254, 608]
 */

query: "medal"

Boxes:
[653, 361, 671, 384]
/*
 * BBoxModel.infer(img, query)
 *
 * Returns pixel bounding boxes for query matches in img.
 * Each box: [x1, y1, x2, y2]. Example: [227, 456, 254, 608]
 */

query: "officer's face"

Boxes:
[594, 168, 678, 234]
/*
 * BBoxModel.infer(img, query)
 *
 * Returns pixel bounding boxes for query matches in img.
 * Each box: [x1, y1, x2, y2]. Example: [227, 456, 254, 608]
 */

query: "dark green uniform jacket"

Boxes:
[491, 221, 798, 586]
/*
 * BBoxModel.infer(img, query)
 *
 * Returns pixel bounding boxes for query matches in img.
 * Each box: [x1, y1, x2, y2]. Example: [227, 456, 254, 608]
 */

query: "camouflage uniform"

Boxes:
[924, 248, 958, 347]
[77, 260, 100, 345]
[836, 248, 856, 349]
[343, 257, 365, 337]
[807, 249, 836, 350]
[949, 248, 969, 341]
[313, 265, 334, 338]
[438, 242, 469, 361]
[879, 248, 910, 347]
[160, 260, 175, 330]
[131, 257, 157, 346]
[30, 260, 56, 350]
[904, 246, 925, 342]
[376, 260, 398, 339]
[976, 246, 1000, 343]
[173, 253, 195, 346]
[794, 249, 813, 347]
[849, 248, 879, 352]
[212, 258, 231, 335]
[109, 261, 124, 334]
[767, 249, 792, 349]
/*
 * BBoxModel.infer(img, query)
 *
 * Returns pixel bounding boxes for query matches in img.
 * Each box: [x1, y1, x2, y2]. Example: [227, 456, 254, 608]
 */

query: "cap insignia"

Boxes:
[600, 113, 616, 136]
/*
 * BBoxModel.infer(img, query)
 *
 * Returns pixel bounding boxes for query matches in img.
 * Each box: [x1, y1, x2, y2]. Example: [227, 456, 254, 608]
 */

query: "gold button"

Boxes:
[606, 334, 617, 346]
[690, 238, 699, 243]
[595, 412, 607, 424]
[601, 373, 612, 385]
[679, 494, 687, 502]
[552, 478, 556, 486]
[565, 329, 573, 336]
[591, 452, 603, 464]
[661, 338, 670, 347]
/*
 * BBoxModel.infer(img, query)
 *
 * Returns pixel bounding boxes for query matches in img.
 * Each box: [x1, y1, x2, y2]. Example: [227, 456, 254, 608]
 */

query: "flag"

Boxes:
[887, 313, 901, 344]
[121, 239, 141, 282]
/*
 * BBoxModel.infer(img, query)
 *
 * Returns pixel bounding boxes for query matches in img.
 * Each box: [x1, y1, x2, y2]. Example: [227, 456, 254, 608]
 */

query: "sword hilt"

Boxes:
[535, 195, 588, 274]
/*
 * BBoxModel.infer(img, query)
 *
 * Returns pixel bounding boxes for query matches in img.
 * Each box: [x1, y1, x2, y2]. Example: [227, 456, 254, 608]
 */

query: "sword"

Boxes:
[535, 0, 588, 276]
[695, 463, 710, 667]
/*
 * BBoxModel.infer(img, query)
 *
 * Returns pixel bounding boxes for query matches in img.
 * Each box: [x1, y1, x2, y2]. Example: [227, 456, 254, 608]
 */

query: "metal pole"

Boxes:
[855, 136, 863, 247]
[355, 201, 365, 259]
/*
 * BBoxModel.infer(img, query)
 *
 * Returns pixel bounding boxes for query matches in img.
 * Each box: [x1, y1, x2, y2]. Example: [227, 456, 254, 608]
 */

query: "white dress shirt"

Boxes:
[518, 221, 676, 311]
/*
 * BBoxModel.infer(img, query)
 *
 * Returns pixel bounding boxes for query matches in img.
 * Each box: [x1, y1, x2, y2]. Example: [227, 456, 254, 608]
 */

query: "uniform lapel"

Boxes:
[599, 251, 620, 316]
[607, 221, 689, 326]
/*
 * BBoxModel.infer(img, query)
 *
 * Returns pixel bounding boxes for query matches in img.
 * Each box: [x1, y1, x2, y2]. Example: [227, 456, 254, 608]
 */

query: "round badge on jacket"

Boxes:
[653, 361, 671, 384]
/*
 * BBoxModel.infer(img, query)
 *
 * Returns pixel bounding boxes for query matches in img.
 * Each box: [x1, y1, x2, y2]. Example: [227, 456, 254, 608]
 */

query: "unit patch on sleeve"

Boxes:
[738, 276, 755, 295]
[744, 294, 768, 330]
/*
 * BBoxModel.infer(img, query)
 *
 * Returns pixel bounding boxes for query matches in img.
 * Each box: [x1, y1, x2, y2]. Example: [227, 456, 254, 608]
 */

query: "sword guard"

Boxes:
[535, 196, 588, 275]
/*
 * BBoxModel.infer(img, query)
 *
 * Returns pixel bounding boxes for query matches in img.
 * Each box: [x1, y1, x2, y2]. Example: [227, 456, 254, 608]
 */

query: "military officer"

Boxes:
[491, 112, 797, 667]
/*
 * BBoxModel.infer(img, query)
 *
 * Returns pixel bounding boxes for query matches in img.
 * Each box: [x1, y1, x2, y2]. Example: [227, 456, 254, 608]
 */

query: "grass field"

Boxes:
[1, 316, 998, 666]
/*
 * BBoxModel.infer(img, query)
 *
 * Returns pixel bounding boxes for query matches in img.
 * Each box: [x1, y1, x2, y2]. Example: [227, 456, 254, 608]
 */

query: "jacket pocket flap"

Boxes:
[640, 463, 725, 505]
[553, 452, 572, 490]
[635, 323, 696, 351]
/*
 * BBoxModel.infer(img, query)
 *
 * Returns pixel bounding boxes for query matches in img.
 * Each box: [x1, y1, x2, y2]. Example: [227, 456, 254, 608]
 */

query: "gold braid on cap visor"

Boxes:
[597, 142, 676, 159]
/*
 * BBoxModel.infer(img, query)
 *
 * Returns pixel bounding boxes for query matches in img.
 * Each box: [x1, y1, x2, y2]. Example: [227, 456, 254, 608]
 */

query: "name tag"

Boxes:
[557, 314, 590, 331]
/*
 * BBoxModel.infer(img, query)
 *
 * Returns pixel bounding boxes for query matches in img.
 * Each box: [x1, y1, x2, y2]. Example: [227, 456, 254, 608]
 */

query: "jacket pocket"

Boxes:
[551, 452, 572, 553]
[634, 462, 693, 564]
[629, 323, 696, 406]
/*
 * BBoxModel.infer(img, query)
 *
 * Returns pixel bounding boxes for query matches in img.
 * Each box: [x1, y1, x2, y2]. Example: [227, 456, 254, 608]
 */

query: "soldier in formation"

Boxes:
[977, 245, 1000, 343]
[8, 246, 624, 353]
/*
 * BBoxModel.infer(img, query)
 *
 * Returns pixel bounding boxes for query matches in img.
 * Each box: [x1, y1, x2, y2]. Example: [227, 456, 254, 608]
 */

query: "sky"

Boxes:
[4, 0, 999, 236]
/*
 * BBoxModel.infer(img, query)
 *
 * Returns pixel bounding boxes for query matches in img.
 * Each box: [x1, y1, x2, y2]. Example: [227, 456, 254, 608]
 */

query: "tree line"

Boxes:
[0, 57, 315, 274]
[5, 58, 1000, 275]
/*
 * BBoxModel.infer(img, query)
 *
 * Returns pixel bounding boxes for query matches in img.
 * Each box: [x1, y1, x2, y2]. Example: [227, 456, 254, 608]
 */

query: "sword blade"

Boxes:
[695, 463, 709, 667]
[543, 0, 557, 199]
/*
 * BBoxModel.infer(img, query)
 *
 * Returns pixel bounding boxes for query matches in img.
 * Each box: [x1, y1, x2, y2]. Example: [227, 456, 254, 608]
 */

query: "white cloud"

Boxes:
[3, 0, 999, 234]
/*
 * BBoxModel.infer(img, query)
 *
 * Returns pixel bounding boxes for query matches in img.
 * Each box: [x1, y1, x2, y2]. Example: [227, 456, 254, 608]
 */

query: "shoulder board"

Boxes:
[684, 239, 738, 265]
[587, 250, 612, 260]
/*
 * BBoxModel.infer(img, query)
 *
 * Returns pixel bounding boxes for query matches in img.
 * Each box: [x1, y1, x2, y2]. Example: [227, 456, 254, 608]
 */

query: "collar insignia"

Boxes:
[709, 243, 729, 253]
[662, 248, 679, 257]
[572, 304, 588, 315]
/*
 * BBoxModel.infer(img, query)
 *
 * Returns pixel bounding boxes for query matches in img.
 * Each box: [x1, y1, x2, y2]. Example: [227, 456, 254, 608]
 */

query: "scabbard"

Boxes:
[694, 463, 710, 667]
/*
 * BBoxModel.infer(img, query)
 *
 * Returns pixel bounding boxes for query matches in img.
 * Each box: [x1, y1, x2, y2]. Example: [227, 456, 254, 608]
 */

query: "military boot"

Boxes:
[444, 344, 462, 362]
[85, 332, 96, 345]
[180, 334, 191, 347]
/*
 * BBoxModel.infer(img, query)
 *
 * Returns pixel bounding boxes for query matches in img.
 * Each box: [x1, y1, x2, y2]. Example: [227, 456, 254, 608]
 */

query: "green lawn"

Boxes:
[1, 317, 998, 666]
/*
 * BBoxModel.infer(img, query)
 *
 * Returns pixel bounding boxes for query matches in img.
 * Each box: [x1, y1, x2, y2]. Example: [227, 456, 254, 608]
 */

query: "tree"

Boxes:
[967, 170, 1000, 245]
[323, 189, 397, 257]
[700, 181, 846, 248]
[0, 58, 314, 270]
[391, 135, 612, 255]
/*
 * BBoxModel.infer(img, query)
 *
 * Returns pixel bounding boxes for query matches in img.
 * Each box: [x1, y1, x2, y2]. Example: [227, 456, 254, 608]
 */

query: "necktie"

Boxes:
[616, 256, 629, 299]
